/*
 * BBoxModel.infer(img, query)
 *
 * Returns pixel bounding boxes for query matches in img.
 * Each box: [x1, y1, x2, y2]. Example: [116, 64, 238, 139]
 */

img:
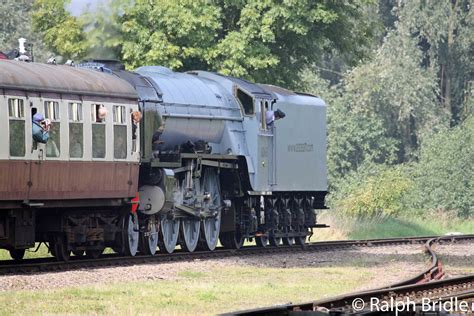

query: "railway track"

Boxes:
[0, 234, 472, 276]
[229, 235, 474, 315]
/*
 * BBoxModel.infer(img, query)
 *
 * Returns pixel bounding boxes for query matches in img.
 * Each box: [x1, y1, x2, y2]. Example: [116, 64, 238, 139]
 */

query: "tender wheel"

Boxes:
[158, 215, 180, 254]
[197, 169, 222, 251]
[219, 231, 243, 249]
[269, 235, 282, 247]
[256, 235, 269, 247]
[295, 234, 306, 246]
[124, 212, 139, 256]
[50, 236, 71, 261]
[9, 249, 25, 261]
[72, 250, 85, 257]
[140, 217, 159, 255]
[85, 249, 103, 259]
[283, 236, 295, 246]
[180, 218, 201, 252]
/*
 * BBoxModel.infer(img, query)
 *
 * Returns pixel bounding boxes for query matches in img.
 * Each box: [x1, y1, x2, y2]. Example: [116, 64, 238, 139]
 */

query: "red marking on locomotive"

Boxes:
[131, 192, 139, 214]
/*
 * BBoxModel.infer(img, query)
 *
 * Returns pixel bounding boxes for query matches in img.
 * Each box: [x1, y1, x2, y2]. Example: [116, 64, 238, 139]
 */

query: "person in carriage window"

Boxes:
[32, 113, 50, 144]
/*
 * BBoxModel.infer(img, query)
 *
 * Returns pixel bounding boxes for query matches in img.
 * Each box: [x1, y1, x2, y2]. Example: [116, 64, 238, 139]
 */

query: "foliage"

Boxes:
[32, 0, 88, 60]
[341, 22, 447, 162]
[0, 0, 51, 62]
[120, 0, 377, 87]
[405, 116, 474, 217]
[328, 163, 412, 219]
[398, 0, 474, 123]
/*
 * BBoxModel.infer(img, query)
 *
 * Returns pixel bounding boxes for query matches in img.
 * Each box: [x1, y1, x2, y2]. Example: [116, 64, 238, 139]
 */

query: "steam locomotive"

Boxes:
[0, 58, 327, 261]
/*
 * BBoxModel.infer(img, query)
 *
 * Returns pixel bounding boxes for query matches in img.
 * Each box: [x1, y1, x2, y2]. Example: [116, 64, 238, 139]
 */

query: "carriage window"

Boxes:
[92, 104, 106, 123]
[69, 103, 83, 158]
[92, 124, 106, 158]
[8, 99, 25, 157]
[69, 102, 83, 122]
[113, 105, 127, 159]
[44, 101, 60, 158]
[236, 89, 254, 115]
[91, 104, 106, 159]
[113, 105, 126, 124]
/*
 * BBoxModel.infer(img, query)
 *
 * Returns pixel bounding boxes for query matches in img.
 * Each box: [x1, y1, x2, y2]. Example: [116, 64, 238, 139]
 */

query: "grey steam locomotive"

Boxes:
[0, 58, 327, 261]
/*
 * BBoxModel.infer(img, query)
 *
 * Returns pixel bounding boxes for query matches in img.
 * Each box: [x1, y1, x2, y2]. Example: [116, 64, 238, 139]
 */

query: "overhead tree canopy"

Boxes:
[0, 0, 51, 61]
[32, 0, 88, 60]
[120, 0, 376, 87]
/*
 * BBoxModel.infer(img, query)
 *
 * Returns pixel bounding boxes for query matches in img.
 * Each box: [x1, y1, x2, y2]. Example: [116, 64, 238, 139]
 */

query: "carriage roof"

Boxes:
[0, 60, 138, 101]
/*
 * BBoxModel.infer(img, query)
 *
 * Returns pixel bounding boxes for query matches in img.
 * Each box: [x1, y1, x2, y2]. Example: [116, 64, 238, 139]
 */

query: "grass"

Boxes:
[0, 266, 372, 315]
[312, 210, 474, 241]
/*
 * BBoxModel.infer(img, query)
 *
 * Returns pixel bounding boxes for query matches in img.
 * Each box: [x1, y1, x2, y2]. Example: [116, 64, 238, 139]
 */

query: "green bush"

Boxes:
[405, 116, 474, 218]
[328, 163, 412, 219]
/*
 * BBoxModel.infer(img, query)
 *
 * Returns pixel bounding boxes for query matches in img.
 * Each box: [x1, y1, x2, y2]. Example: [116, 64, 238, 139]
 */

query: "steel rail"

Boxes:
[0, 234, 472, 276]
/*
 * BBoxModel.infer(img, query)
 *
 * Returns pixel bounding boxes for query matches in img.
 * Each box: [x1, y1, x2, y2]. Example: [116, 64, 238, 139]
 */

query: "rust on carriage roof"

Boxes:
[0, 60, 138, 100]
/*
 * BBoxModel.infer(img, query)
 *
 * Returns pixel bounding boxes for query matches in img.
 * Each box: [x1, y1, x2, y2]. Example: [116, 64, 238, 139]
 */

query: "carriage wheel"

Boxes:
[9, 249, 25, 261]
[86, 248, 103, 259]
[51, 236, 70, 261]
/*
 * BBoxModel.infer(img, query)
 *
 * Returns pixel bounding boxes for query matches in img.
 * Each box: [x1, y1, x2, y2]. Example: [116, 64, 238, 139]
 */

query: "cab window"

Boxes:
[236, 89, 254, 115]
[8, 98, 25, 157]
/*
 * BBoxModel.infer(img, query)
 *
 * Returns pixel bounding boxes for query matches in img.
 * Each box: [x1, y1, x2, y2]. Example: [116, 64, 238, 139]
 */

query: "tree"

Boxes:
[0, 0, 51, 62]
[399, 0, 474, 124]
[121, 0, 377, 87]
[32, 0, 88, 60]
[405, 116, 474, 218]
[81, 0, 132, 59]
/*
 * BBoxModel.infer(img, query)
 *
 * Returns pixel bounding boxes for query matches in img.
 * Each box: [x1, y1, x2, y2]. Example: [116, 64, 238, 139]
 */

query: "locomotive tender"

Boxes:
[0, 59, 327, 261]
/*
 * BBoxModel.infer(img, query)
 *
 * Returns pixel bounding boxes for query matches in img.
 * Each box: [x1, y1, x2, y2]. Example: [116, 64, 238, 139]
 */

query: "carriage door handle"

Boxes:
[38, 149, 44, 162]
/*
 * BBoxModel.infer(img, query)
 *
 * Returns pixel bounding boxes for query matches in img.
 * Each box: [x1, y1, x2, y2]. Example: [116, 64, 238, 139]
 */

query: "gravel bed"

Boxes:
[433, 241, 474, 277]
[0, 244, 429, 292]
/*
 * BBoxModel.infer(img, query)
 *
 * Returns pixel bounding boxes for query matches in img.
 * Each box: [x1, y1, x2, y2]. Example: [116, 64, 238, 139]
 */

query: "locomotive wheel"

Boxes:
[86, 248, 103, 259]
[219, 231, 244, 249]
[199, 212, 221, 251]
[256, 235, 269, 247]
[9, 249, 25, 261]
[158, 216, 180, 254]
[51, 236, 71, 261]
[140, 217, 158, 255]
[124, 213, 139, 256]
[180, 218, 201, 252]
[197, 169, 222, 251]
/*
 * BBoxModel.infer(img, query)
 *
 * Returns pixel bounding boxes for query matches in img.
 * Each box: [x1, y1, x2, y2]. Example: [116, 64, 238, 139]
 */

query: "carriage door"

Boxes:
[29, 100, 61, 200]
[4, 98, 30, 201]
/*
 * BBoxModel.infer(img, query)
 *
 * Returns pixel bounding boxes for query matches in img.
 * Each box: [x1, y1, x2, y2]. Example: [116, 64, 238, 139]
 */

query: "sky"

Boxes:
[67, 0, 106, 16]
